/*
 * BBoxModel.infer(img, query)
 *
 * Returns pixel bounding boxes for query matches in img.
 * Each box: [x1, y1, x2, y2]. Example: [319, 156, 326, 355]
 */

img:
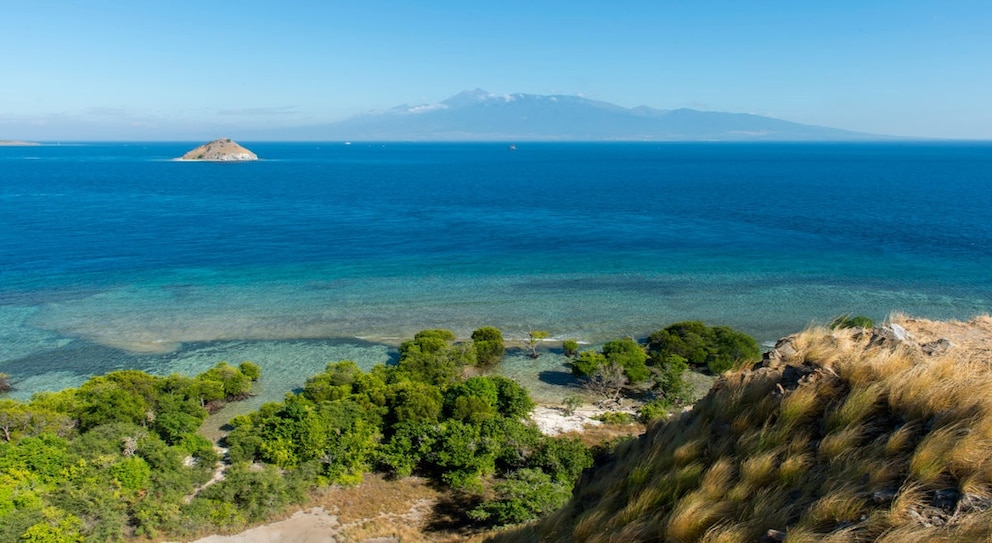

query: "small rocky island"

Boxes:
[179, 138, 258, 161]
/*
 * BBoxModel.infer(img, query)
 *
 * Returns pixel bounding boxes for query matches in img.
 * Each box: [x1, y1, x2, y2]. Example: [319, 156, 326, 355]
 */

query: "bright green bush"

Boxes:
[472, 326, 506, 366]
[570, 350, 607, 377]
[602, 338, 651, 382]
[561, 339, 580, 357]
[593, 411, 637, 425]
[647, 321, 760, 374]
[238, 361, 261, 381]
[469, 468, 573, 525]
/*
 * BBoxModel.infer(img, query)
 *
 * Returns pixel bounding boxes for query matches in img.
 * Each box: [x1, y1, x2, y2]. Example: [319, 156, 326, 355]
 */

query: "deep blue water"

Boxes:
[2, 142, 991, 401]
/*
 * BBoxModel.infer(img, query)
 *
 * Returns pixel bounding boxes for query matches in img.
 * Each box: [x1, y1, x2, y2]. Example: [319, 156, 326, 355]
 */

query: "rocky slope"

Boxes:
[179, 138, 257, 161]
[492, 315, 992, 542]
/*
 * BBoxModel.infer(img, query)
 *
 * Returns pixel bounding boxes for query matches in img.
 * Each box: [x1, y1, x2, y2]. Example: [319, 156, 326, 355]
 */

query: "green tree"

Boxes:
[469, 468, 573, 525]
[238, 361, 261, 381]
[602, 337, 650, 383]
[19, 506, 84, 543]
[317, 400, 381, 485]
[471, 326, 506, 366]
[302, 361, 364, 403]
[709, 326, 761, 373]
[387, 381, 443, 426]
[570, 350, 606, 377]
[445, 377, 499, 424]
[490, 376, 534, 419]
[76, 382, 150, 431]
[395, 329, 464, 386]
[199, 362, 253, 400]
[526, 330, 550, 358]
[0, 400, 74, 442]
[646, 321, 760, 374]
[653, 354, 694, 407]
[561, 339, 579, 358]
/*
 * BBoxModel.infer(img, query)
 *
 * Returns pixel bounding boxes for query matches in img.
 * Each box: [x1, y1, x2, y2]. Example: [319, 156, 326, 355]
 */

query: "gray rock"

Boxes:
[922, 338, 953, 356]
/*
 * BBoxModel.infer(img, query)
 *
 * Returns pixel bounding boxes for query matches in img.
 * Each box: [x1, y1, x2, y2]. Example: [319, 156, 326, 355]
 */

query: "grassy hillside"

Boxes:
[492, 316, 992, 542]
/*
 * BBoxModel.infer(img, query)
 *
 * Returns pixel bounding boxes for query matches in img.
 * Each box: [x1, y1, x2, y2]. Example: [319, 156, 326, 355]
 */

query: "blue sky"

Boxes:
[2, 0, 991, 140]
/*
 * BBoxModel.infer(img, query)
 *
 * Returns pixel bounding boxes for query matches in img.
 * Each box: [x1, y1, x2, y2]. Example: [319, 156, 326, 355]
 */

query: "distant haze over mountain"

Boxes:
[266, 89, 885, 141]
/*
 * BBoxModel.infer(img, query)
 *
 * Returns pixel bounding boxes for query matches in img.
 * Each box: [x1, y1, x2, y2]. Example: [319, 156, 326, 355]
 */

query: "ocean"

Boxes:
[2, 142, 990, 405]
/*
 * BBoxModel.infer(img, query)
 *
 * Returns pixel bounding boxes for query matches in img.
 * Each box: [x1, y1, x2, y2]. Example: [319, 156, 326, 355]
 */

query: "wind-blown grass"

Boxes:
[489, 315, 992, 542]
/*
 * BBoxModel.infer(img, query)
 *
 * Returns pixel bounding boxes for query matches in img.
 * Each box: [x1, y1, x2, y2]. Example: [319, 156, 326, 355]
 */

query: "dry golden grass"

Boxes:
[559, 421, 646, 447]
[488, 315, 992, 543]
[665, 492, 735, 542]
[306, 474, 499, 542]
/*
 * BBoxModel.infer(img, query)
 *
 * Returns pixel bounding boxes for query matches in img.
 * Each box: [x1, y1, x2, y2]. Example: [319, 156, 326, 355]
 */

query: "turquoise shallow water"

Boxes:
[1, 142, 990, 400]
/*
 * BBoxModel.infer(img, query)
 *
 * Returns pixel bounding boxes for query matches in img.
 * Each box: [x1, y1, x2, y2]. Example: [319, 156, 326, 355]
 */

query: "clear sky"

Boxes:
[2, 0, 990, 140]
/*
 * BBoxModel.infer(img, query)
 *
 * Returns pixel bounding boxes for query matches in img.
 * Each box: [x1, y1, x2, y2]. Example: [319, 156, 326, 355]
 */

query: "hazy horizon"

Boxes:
[3, 1, 991, 141]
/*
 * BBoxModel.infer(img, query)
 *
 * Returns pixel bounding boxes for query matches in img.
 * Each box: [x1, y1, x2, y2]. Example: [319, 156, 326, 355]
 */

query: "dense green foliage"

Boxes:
[569, 337, 690, 406]
[568, 324, 756, 408]
[0, 327, 601, 538]
[471, 326, 506, 366]
[224, 330, 585, 527]
[646, 320, 760, 374]
[570, 338, 648, 383]
[0, 363, 258, 541]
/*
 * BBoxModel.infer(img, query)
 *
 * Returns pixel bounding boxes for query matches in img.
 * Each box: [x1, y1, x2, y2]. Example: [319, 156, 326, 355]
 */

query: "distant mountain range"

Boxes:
[265, 89, 884, 141]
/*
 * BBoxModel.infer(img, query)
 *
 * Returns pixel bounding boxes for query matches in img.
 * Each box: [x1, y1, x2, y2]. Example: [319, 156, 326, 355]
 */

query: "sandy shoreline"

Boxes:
[183, 507, 341, 543]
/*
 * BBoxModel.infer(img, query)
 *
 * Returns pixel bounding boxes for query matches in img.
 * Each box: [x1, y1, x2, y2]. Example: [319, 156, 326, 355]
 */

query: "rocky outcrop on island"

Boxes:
[179, 138, 258, 161]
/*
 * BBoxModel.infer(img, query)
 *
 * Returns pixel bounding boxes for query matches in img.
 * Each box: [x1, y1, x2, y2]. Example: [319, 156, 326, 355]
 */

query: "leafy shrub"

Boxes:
[638, 399, 670, 423]
[602, 338, 651, 382]
[469, 468, 573, 525]
[396, 329, 467, 385]
[472, 326, 506, 366]
[238, 361, 261, 381]
[653, 354, 695, 407]
[562, 339, 580, 357]
[562, 395, 582, 416]
[570, 350, 607, 377]
[647, 321, 760, 374]
[491, 376, 534, 419]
